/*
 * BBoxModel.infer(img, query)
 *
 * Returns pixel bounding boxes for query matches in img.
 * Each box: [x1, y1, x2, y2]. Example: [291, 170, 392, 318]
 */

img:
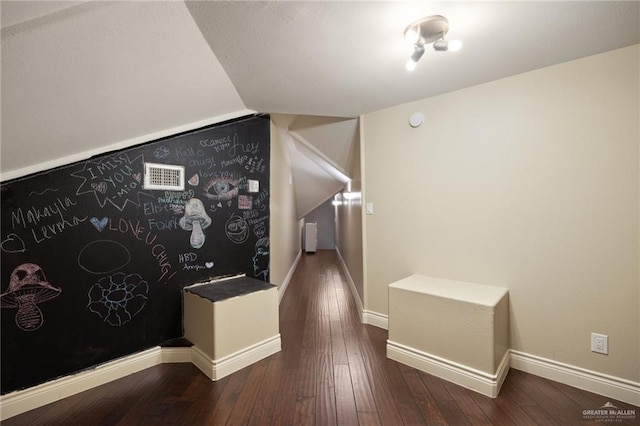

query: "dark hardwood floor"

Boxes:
[4, 250, 638, 425]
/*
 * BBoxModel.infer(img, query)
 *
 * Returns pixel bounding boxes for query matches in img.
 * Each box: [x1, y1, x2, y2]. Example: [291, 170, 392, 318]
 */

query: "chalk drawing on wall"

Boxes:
[29, 188, 60, 197]
[225, 214, 249, 244]
[179, 198, 211, 249]
[202, 176, 239, 201]
[71, 153, 151, 211]
[90, 217, 109, 232]
[1, 233, 27, 254]
[153, 146, 171, 160]
[0, 263, 62, 331]
[252, 237, 269, 281]
[188, 174, 199, 186]
[253, 223, 266, 238]
[78, 240, 131, 274]
[238, 195, 253, 210]
[87, 273, 148, 327]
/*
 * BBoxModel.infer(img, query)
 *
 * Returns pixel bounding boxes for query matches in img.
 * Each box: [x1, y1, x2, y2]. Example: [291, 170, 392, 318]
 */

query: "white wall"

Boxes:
[269, 121, 303, 287]
[335, 135, 364, 302]
[362, 45, 639, 382]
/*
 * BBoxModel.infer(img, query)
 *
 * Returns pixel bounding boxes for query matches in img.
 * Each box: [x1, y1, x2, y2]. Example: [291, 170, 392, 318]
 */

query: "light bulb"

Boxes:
[406, 59, 417, 71]
[404, 27, 420, 44]
[448, 40, 463, 52]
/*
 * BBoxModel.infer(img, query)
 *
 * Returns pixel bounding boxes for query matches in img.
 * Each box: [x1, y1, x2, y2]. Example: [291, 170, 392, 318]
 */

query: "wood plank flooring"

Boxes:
[4, 250, 638, 425]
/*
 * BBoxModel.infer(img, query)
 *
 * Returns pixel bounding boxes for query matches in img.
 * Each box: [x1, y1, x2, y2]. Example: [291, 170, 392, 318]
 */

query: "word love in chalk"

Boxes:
[108, 218, 176, 282]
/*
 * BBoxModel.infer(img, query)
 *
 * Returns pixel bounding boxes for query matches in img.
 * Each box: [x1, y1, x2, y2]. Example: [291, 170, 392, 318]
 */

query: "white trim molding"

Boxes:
[0, 347, 165, 421]
[335, 247, 364, 322]
[363, 310, 388, 330]
[278, 250, 302, 304]
[0, 336, 281, 421]
[387, 340, 510, 398]
[510, 350, 640, 407]
[190, 335, 281, 382]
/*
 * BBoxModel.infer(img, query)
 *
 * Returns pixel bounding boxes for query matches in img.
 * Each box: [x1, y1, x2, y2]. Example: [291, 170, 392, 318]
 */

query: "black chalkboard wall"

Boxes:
[0, 114, 270, 394]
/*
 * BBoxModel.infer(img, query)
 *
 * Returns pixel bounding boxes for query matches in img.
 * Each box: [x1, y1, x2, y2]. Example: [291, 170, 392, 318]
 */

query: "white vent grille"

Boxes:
[144, 163, 185, 191]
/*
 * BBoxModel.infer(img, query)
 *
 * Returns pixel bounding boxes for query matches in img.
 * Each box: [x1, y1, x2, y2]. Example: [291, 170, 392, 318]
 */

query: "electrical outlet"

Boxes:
[591, 333, 608, 355]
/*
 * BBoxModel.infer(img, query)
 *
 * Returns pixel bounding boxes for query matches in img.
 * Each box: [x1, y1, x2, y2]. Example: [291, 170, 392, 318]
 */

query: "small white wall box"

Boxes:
[183, 276, 280, 381]
[387, 275, 509, 398]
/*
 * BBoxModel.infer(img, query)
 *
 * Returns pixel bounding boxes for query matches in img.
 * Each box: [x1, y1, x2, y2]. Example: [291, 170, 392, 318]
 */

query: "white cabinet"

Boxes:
[304, 222, 317, 252]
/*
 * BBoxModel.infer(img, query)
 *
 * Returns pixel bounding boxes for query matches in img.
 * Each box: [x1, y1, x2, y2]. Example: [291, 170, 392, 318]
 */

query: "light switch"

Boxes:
[248, 179, 259, 193]
[366, 202, 374, 215]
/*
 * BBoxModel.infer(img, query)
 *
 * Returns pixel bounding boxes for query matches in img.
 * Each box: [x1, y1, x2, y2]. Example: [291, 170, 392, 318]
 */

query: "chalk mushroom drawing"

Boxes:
[0, 263, 61, 331]
[179, 198, 211, 249]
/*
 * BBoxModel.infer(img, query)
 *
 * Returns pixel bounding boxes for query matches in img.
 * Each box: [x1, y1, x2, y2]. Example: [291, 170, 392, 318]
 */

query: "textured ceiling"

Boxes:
[1, 1, 247, 178]
[1, 1, 639, 184]
[187, 1, 640, 117]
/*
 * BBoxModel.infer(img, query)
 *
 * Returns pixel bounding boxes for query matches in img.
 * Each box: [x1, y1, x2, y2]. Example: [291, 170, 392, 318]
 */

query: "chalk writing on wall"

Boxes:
[1, 114, 270, 395]
[72, 153, 150, 211]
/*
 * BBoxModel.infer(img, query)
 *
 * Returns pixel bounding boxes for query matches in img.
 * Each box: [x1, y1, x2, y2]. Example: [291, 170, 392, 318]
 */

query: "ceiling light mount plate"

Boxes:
[404, 15, 449, 46]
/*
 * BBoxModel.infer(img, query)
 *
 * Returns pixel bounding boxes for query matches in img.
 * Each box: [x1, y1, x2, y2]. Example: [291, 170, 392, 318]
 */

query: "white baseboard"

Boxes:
[335, 247, 364, 322]
[161, 347, 193, 363]
[278, 250, 302, 304]
[363, 310, 388, 330]
[387, 340, 509, 398]
[510, 350, 640, 406]
[1, 335, 282, 421]
[190, 335, 281, 381]
[0, 346, 165, 421]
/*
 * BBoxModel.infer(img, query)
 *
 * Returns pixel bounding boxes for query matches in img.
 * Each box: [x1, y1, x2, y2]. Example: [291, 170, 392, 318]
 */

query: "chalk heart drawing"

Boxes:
[90, 217, 109, 232]
[1, 233, 26, 253]
[205, 262, 214, 269]
[91, 182, 107, 194]
[132, 173, 142, 183]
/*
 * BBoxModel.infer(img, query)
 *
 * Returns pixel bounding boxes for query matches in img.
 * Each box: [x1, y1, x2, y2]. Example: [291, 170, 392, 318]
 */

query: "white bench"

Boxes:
[183, 276, 280, 381]
[387, 274, 509, 397]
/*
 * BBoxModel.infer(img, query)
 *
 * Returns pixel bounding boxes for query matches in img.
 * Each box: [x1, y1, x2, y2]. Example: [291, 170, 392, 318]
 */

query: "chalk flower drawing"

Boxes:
[153, 146, 171, 160]
[87, 273, 148, 327]
[0, 263, 61, 331]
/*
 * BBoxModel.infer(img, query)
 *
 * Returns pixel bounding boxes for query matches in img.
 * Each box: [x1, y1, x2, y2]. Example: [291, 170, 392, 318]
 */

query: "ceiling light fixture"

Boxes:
[403, 15, 462, 70]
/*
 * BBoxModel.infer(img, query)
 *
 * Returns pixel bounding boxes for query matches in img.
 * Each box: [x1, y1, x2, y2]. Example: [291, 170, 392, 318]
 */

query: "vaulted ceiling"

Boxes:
[2, 1, 639, 215]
